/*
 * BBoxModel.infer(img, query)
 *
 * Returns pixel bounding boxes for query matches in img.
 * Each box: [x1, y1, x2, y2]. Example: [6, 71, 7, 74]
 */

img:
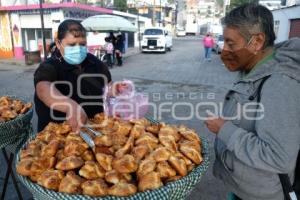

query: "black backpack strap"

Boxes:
[256, 75, 299, 200]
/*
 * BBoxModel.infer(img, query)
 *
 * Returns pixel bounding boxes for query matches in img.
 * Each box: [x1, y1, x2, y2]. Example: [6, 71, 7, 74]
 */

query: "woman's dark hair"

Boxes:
[57, 19, 86, 41]
[50, 20, 86, 58]
[224, 3, 276, 48]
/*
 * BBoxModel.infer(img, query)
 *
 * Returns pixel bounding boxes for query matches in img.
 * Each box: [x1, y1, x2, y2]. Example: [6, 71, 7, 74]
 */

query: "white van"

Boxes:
[141, 27, 173, 53]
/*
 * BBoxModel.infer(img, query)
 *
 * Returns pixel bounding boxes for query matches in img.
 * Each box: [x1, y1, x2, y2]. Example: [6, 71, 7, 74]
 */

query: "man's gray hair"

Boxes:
[224, 3, 276, 48]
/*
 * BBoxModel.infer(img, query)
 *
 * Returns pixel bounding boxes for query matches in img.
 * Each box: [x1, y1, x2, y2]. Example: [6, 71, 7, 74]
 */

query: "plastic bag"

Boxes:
[104, 80, 148, 120]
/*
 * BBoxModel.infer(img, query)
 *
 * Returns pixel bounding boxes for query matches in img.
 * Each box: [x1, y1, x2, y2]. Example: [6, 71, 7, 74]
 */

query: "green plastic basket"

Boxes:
[0, 96, 33, 153]
[16, 128, 210, 200]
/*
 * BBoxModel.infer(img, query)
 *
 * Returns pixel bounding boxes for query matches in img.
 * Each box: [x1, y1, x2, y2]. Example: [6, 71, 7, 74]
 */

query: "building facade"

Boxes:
[0, 2, 151, 59]
[272, 5, 300, 43]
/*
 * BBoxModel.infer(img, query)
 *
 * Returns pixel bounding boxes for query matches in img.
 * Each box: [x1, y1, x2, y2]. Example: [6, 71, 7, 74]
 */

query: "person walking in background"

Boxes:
[108, 32, 116, 64]
[115, 34, 124, 66]
[104, 37, 114, 68]
[203, 33, 214, 61]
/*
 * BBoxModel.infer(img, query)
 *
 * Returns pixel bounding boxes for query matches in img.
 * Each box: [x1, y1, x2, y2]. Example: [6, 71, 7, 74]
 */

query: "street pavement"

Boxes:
[0, 37, 238, 200]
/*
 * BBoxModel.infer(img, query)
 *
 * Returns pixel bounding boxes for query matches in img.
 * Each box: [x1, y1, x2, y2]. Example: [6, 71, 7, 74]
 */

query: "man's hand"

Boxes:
[205, 115, 226, 134]
[66, 103, 87, 133]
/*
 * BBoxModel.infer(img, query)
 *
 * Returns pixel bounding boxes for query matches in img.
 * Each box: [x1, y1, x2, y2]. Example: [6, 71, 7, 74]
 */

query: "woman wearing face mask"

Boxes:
[204, 3, 300, 200]
[34, 19, 112, 132]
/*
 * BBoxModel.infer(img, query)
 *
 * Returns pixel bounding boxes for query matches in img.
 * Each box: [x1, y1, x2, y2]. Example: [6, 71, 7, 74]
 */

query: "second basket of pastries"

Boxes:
[0, 95, 33, 151]
[16, 113, 210, 200]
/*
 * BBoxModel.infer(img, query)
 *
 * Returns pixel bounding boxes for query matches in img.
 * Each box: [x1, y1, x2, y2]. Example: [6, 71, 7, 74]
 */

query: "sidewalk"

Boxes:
[0, 47, 140, 69]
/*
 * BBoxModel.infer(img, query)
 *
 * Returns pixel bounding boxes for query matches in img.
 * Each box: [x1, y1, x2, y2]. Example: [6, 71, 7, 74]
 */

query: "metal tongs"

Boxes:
[79, 124, 103, 149]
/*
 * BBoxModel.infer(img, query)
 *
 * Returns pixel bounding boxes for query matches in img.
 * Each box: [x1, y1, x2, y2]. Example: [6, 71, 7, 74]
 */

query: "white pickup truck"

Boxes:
[141, 27, 173, 53]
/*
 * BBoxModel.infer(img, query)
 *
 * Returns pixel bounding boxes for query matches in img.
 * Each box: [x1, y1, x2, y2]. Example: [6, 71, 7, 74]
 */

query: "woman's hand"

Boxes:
[205, 116, 226, 134]
[66, 103, 87, 133]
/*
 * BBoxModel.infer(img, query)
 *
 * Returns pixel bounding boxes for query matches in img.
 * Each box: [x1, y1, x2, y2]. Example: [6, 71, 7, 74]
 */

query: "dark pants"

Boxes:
[106, 53, 112, 67]
[116, 51, 122, 66]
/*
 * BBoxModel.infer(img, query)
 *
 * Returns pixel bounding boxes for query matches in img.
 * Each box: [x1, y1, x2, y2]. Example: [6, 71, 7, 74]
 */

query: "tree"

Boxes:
[114, 0, 128, 12]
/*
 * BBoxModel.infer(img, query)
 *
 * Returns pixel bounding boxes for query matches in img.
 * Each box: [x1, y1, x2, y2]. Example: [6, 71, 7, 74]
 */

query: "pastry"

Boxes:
[37, 169, 64, 191]
[105, 170, 131, 184]
[138, 171, 162, 192]
[94, 135, 113, 147]
[96, 153, 113, 171]
[137, 157, 156, 178]
[108, 182, 137, 196]
[59, 171, 83, 194]
[112, 154, 138, 174]
[151, 147, 171, 162]
[168, 155, 187, 176]
[79, 161, 105, 179]
[81, 179, 108, 197]
[156, 161, 176, 178]
[55, 156, 84, 171]
[131, 145, 149, 160]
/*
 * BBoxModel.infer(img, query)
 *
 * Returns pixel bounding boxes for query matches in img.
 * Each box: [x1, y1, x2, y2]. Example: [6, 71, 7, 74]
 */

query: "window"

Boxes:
[144, 29, 163, 35]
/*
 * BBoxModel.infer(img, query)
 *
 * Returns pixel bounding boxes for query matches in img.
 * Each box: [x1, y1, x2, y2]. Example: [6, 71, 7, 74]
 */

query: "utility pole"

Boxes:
[152, 0, 156, 26]
[39, 0, 47, 60]
[159, 0, 162, 27]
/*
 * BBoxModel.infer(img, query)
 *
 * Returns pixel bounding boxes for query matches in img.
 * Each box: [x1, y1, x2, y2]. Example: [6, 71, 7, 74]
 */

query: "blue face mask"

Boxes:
[63, 45, 87, 65]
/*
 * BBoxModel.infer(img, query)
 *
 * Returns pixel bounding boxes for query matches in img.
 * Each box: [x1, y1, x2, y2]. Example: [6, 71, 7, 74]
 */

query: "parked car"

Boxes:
[213, 35, 224, 54]
[176, 28, 186, 37]
[141, 28, 173, 53]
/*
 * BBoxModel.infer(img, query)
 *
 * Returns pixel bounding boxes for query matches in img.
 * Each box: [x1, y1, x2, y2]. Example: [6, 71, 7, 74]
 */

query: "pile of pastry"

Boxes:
[17, 113, 203, 197]
[0, 96, 32, 123]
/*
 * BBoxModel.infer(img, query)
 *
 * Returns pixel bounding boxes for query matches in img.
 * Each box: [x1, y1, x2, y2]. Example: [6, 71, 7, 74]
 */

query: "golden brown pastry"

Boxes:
[158, 136, 177, 153]
[65, 132, 84, 142]
[94, 135, 113, 147]
[179, 141, 202, 164]
[41, 140, 60, 157]
[30, 157, 57, 181]
[16, 157, 35, 176]
[55, 122, 71, 135]
[137, 157, 156, 178]
[81, 150, 95, 161]
[96, 153, 113, 171]
[115, 135, 134, 158]
[37, 169, 64, 191]
[156, 161, 177, 179]
[131, 145, 149, 161]
[105, 170, 132, 184]
[168, 155, 187, 176]
[11, 100, 23, 113]
[55, 156, 84, 171]
[112, 154, 138, 174]
[178, 125, 201, 143]
[20, 102, 32, 114]
[59, 171, 83, 194]
[175, 152, 192, 166]
[130, 124, 145, 139]
[151, 147, 171, 162]
[135, 132, 158, 151]
[110, 132, 128, 150]
[79, 161, 105, 179]
[64, 140, 88, 157]
[56, 149, 67, 162]
[159, 125, 181, 142]
[95, 146, 114, 155]
[108, 182, 137, 196]
[138, 171, 163, 192]
[146, 124, 161, 135]
[81, 179, 108, 197]
[113, 121, 132, 136]
[129, 118, 150, 126]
